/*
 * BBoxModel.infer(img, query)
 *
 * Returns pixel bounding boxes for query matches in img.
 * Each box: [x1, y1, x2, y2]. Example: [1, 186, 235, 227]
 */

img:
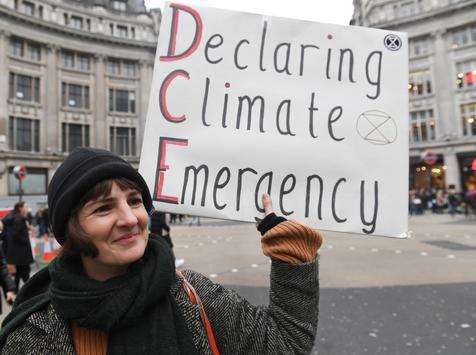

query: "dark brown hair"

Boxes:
[61, 177, 143, 258]
[14, 201, 26, 213]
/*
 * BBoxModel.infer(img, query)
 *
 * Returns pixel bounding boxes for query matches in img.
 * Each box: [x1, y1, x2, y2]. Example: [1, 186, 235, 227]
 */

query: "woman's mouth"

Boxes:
[114, 233, 139, 244]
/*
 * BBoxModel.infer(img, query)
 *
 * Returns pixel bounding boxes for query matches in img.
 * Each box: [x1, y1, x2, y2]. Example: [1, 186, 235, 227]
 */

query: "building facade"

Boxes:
[0, 0, 160, 204]
[352, 0, 476, 194]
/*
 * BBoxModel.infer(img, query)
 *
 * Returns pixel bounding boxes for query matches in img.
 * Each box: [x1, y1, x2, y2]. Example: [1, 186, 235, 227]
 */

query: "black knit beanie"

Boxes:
[48, 147, 153, 245]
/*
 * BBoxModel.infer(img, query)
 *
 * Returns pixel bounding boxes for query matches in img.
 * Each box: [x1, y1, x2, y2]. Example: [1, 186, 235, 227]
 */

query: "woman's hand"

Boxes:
[7, 264, 16, 275]
[262, 193, 274, 217]
[6, 291, 15, 305]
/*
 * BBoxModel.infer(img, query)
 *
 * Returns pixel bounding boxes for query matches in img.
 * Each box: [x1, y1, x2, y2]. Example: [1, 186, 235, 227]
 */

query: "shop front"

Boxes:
[409, 153, 446, 192]
[458, 152, 476, 192]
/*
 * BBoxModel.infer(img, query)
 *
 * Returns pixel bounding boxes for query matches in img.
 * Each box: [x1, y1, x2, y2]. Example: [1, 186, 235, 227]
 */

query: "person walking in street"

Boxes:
[188, 215, 201, 226]
[5, 202, 34, 293]
[0, 147, 323, 354]
[0, 246, 16, 314]
[34, 208, 47, 238]
[150, 211, 172, 248]
[150, 210, 185, 268]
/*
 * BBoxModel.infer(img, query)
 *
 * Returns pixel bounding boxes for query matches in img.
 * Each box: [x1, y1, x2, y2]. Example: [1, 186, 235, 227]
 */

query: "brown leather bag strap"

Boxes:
[176, 270, 220, 355]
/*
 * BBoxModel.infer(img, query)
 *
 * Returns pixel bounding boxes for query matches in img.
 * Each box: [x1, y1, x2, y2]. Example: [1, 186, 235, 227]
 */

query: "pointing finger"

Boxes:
[262, 193, 273, 216]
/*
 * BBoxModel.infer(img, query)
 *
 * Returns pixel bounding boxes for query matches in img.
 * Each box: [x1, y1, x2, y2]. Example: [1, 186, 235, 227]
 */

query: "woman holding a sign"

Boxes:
[0, 147, 323, 355]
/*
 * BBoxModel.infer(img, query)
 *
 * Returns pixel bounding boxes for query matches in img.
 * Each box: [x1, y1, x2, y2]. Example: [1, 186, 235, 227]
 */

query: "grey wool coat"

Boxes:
[1, 260, 319, 354]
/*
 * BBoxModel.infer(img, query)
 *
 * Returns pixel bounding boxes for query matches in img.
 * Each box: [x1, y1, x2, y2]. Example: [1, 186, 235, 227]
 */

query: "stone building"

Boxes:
[352, 0, 476, 194]
[0, 0, 160, 204]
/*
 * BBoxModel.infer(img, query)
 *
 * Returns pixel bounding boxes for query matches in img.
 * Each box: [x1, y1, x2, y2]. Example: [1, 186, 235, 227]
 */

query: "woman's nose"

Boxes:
[117, 204, 138, 227]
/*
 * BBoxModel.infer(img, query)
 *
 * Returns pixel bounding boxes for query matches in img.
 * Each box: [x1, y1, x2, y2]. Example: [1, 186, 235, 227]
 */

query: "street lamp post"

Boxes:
[13, 165, 28, 202]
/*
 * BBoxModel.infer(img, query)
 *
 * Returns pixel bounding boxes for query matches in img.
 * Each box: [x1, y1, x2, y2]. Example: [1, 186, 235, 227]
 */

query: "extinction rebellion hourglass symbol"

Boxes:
[356, 110, 398, 145]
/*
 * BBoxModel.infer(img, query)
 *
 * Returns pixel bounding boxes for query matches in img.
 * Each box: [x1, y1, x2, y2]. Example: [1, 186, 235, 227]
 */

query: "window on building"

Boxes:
[471, 25, 476, 43]
[451, 24, 476, 48]
[38, 5, 43, 18]
[61, 50, 91, 71]
[107, 58, 120, 75]
[107, 58, 137, 77]
[109, 23, 114, 35]
[399, 1, 415, 17]
[9, 73, 40, 102]
[86, 18, 91, 31]
[131, 27, 135, 39]
[64, 13, 69, 25]
[61, 50, 74, 68]
[409, 37, 430, 57]
[77, 54, 90, 71]
[70, 15, 83, 30]
[9, 37, 23, 57]
[409, 69, 432, 96]
[117, 25, 128, 38]
[123, 60, 136, 76]
[62, 123, 90, 152]
[456, 59, 476, 89]
[8, 167, 48, 195]
[61, 82, 90, 109]
[460, 102, 476, 136]
[27, 42, 41, 61]
[22, 0, 34, 16]
[112, 0, 127, 11]
[109, 89, 136, 113]
[110, 126, 136, 156]
[9, 37, 42, 61]
[410, 109, 436, 143]
[8, 116, 40, 152]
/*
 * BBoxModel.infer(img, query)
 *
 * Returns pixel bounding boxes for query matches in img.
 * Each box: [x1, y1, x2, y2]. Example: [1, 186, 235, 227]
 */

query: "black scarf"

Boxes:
[1, 235, 198, 355]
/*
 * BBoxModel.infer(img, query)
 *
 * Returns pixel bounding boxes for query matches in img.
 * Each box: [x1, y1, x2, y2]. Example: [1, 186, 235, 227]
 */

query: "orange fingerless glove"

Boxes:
[258, 214, 323, 265]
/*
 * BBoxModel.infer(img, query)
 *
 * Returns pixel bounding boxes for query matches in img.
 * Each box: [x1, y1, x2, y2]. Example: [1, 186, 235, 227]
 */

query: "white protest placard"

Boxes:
[139, 2, 409, 238]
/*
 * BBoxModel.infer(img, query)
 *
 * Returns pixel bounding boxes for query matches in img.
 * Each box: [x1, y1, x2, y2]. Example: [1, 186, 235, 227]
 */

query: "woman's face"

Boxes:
[78, 181, 149, 281]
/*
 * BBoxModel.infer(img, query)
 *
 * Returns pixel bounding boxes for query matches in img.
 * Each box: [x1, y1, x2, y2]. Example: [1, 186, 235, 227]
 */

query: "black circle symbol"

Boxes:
[356, 110, 398, 145]
[384, 34, 402, 51]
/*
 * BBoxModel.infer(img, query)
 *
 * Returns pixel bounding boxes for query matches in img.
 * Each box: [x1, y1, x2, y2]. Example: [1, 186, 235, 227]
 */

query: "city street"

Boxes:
[168, 213, 475, 355]
[1, 213, 475, 354]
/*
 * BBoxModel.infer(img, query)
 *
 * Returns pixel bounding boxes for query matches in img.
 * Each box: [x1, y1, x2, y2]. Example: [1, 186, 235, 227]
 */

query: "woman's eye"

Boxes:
[93, 205, 110, 214]
[129, 197, 143, 206]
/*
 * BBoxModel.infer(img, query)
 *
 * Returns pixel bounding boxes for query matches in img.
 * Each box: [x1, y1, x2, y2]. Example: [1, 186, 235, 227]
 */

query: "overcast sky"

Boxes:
[143, 0, 354, 26]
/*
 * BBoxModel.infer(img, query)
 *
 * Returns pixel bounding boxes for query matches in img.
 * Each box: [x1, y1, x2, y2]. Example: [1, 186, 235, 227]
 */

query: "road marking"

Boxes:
[460, 323, 471, 328]
[395, 250, 402, 254]
[447, 254, 455, 259]
[420, 252, 428, 256]
[231, 268, 238, 273]
[349, 246, 355, 251]
[209, 274, 217, 278]
[251, 264, 258, 268]
[371, 248, 378, 252]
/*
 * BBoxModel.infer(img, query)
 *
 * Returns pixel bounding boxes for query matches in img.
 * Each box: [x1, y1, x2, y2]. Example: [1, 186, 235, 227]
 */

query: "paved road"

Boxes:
[170, 214, 475, 355]
[1, 214, 474, 354]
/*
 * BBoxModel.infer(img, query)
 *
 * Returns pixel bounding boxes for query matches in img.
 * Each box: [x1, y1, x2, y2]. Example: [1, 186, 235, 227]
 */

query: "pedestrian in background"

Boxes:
[188, 215, 201, 226]
[0, 147, 323, 354]
[0, 246, 16, 313]
[34, 207, 47, 238]
[150, 211, 185, 267]
[5, 202, 33, 292]
[150, 211, 172, 248]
